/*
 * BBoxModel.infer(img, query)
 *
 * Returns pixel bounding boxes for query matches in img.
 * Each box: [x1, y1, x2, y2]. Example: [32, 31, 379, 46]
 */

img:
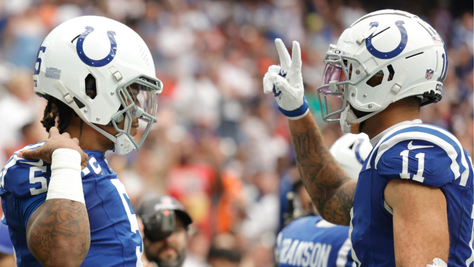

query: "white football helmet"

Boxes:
[33, 16, 163, 155]
[317, 10, 448, 133]
[329, 133, 372, 179]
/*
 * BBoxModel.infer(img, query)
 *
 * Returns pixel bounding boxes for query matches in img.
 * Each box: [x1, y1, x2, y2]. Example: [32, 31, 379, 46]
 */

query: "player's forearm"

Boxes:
[288, 113, 354, 225]
[27, 199, 90, 267]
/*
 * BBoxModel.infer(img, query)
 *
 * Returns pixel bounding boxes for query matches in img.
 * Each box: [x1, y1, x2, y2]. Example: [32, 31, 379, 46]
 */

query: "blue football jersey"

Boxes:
[350, 122, 474, 266]
[0, 222, 13, 255]
[0, 143, 143, 267]
[276, 215, 354, 267]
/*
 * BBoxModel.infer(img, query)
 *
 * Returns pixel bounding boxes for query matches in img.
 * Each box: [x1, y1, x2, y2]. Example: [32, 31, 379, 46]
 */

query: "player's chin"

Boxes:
[130, 126, 139, 137]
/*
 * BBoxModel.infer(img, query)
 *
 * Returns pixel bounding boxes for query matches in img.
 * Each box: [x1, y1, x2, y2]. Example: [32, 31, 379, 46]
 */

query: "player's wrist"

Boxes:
[278, 96, 309, 120]
[47, 148, 85, 204]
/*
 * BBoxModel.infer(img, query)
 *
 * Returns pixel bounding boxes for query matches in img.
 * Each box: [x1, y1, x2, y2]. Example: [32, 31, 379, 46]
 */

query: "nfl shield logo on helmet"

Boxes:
[426, 69, 434, 80]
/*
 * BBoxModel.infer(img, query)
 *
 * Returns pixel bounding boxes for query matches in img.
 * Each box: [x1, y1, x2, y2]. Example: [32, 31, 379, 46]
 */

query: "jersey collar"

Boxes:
[370, 119, 422, 146]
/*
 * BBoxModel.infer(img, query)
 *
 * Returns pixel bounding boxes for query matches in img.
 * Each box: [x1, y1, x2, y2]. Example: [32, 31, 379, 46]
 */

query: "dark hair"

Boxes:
[41, 98, 74, 134]
[207, 247, 242, 263]
[40, 74, 97, 134]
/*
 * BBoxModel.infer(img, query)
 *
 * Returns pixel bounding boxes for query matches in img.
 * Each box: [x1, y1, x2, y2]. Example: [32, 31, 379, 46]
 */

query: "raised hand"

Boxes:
[18, 127, 89, 169]
[263, 38, 308, 120]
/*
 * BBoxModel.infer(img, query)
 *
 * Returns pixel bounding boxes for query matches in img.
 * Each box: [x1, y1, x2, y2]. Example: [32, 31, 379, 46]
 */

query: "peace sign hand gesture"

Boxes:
[263, 38, 309, 120]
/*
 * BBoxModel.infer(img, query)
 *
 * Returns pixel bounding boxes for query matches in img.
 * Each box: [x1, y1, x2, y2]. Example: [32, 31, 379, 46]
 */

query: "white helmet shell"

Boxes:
[317, 10, 447, 132]
[329, 133, 372, 179]
[33, 16, 163, 154]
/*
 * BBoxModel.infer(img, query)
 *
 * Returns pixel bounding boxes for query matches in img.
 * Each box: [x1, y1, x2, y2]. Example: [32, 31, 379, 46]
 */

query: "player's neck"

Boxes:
[362, 100, 421, 139]
[63, 117, 113, 153]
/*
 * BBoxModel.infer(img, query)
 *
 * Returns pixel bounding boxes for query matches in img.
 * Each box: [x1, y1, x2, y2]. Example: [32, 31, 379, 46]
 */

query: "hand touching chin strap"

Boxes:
[263, 39, 309, 120]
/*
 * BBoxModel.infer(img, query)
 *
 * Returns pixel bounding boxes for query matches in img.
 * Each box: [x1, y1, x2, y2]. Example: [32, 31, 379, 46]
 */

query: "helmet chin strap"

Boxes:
[340, 105, 381, 134]
[113, 115, 135, 155]
[339, 106, 356, 133]
[83, 118, 135, 155]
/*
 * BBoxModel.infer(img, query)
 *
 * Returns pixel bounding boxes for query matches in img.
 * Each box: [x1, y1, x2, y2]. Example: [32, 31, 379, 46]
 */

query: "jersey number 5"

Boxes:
[29, 166, 48, 196]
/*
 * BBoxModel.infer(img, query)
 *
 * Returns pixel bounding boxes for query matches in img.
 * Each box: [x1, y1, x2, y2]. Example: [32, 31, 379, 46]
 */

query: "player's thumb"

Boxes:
[80, 152, 89, 170]
[263, 65, 282, 94]
[263, 72, 275, 94]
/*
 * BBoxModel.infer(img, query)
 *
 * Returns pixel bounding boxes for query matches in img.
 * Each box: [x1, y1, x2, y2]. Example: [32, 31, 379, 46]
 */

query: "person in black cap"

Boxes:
[137, 195, 193, 267]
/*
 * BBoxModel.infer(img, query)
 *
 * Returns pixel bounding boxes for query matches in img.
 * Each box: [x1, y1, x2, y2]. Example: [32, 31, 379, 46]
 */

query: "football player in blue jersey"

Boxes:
[263, 9, 473, 267]
[276, 133, 372, 267]
[0, 16, 163, 267]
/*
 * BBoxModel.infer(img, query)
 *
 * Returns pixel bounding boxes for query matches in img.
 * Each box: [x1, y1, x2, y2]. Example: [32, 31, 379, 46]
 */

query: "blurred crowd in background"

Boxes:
[0, 0, 472, 266]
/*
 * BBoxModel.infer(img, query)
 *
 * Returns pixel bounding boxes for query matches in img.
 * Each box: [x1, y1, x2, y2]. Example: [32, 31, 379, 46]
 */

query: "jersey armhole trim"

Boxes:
[384, 200, 393, 215]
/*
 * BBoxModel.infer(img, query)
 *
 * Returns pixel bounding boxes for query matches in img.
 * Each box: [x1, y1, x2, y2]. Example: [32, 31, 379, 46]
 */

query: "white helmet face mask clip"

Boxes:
[316, 10, 447, 133]
[33, 16, 163, 155]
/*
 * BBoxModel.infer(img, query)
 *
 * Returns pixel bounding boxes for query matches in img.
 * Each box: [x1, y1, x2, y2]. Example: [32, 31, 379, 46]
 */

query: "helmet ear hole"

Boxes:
[387, 65, 395, 81]
[85, 74, 97, 99]
[366, 70, 384, 87]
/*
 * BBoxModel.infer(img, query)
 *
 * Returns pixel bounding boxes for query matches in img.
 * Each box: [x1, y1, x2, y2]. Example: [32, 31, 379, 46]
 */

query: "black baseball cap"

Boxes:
[137, 195, 193, 226]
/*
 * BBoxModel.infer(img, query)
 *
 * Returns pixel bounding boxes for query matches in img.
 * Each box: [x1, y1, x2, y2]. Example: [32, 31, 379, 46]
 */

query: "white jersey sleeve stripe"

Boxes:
[349, 208, 361, 266]
[415, 124, 470, 186]
[1, 143, 45, 188]
[336, 238, 352, 267]
[366, 123, 422, 170]
[0, 157, 18, 189]
[466, 204, 474, 266]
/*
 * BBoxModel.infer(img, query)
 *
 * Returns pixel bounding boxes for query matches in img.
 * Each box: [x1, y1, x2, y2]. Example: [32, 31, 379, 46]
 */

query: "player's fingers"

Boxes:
[263, 65, 283, 94]
[80, 152, 89, 170]
[275, 38, 291, 72]
[268, 65, 281, 73]
[263, 72, 275, 94]
[269, 72, 297, 98]
[71, 137, 80, 145]
[290, 41, 302, 73]
[48, 127, 59, 137]
[18, 148, 40, 160]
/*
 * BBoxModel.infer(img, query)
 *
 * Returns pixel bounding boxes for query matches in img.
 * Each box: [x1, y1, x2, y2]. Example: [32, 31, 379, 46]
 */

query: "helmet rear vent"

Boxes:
[138, 45, 151, 66]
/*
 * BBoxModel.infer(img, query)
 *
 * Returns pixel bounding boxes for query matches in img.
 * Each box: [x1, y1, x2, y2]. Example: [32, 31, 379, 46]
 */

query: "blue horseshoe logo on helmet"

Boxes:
[366, 21, 407, 59]
[76, 26, 117, 67]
